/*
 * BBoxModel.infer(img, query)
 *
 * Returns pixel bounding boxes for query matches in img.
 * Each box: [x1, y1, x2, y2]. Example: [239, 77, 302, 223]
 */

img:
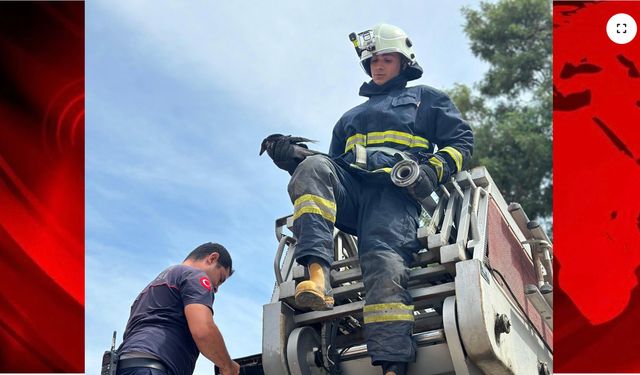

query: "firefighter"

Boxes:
[262, 23, 473, 375]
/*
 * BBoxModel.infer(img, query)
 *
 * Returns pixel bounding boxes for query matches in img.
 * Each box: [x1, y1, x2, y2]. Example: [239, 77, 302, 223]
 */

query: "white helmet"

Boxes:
[349, 23, 423, 81]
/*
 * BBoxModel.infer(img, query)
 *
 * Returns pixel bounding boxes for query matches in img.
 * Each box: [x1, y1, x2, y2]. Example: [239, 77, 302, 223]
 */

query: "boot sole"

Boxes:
[295, 289, 334, 311]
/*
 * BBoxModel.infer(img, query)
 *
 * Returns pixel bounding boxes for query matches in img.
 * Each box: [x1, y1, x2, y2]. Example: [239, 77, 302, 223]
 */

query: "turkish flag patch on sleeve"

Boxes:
[199, 276, 212, 291]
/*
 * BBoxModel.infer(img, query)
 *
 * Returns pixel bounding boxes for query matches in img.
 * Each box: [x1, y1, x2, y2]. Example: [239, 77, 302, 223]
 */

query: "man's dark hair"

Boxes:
[185, 242, 234, 275]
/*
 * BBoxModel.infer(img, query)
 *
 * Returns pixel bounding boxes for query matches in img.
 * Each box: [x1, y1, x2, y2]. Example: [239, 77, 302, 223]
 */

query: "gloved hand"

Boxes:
[259, 134, 316, 174]
[414, 151, 434, 165]
[407, 164, 438, 202]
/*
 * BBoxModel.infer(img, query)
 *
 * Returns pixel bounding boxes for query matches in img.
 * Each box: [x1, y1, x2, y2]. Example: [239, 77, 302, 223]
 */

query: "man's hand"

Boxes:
[219, 360, 240, 375]
[259, 134, 316, 174]
[407, 164, 438, 202]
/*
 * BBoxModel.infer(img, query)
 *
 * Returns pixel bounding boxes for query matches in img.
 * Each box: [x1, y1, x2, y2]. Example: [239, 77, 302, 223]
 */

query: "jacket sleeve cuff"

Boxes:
[426, 154, 451, 183]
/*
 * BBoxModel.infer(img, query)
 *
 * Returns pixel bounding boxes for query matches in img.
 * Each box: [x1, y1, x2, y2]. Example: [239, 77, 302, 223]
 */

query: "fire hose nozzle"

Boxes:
[390, 159, 421, 187]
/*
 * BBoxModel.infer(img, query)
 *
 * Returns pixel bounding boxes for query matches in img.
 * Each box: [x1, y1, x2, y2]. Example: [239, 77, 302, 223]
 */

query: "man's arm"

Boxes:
[328, 118, 346, 158]
[184, 304, 239, 375]
[421, 88, 474, 183]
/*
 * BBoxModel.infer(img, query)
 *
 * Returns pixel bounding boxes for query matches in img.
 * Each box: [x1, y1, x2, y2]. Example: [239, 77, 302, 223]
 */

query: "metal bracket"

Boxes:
[443, 296, 470, 375]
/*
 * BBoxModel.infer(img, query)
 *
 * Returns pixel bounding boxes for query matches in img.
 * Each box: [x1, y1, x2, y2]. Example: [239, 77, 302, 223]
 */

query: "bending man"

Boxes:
[116, 242, 240, 375]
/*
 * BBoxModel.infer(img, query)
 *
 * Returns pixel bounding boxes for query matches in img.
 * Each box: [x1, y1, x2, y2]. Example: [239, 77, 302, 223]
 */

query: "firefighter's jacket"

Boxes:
[328, 75, 473, 184]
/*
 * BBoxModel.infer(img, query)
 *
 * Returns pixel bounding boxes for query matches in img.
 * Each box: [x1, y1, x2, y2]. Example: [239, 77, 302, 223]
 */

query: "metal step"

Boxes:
[281, 264, 450, 306]
[329, 250, 438, 270]
[293, 282, 455, 325]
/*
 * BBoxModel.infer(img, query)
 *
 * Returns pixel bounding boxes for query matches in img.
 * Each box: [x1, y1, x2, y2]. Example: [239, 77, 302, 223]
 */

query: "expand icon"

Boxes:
[607, 13, 637, 44]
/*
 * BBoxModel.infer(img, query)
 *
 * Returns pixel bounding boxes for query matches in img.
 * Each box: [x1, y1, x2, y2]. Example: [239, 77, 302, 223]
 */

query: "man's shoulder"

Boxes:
[340, 100, 369, 118]
[407, 84, 449, 99]
[155, 264, 206, 283]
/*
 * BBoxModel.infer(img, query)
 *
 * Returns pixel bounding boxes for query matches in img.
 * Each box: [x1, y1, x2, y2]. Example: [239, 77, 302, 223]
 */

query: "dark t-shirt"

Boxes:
[119, 264, 215, 375]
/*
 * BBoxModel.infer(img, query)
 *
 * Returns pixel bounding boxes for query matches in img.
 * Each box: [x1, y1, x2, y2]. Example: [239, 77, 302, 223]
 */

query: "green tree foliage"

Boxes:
[448, 0, 552, 219]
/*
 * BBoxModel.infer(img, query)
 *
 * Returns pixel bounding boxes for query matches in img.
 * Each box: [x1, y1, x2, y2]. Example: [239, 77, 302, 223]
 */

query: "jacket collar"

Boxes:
[359, 75, 408, 97]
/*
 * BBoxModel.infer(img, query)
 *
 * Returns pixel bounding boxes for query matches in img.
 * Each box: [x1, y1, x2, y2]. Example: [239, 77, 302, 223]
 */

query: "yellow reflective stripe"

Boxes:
[295, 200, 335, 216]
[294, 194, 336, 210]
[293, 206, 336, 223]
[440, 146, 463, 172]
[367, 130, 412, 146]
[367, 136, 409, 147]
[363, 302, 414, 312]
[383, 130, 428, 147]
[376, 130, 413, 139]
[428, 157, 444, 182]
[293, 194, 336, 223]
[363, 303, 415, 324]
[410, 135, 429, 148]
[364, 314, 415, 324]
[345, 133, 366, 152]
[368, 131, 429, 149]
[343, 131, 430, 152]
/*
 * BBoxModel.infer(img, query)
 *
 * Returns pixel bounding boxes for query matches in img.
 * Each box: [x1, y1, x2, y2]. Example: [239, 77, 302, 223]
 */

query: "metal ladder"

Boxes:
[260, 166, 553, 375]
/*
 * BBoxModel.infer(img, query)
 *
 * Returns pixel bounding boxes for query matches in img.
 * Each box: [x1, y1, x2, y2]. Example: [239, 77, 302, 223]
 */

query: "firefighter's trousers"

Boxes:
[287, 154, 423, 364]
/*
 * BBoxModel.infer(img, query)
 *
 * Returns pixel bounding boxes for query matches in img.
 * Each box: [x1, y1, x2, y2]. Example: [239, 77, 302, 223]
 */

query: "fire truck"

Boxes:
[230, 167, 553, 375]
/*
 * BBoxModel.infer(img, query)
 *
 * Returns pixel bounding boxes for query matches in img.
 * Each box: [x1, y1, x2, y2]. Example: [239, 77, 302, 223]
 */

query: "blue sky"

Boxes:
[85, 1, 490, 374]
